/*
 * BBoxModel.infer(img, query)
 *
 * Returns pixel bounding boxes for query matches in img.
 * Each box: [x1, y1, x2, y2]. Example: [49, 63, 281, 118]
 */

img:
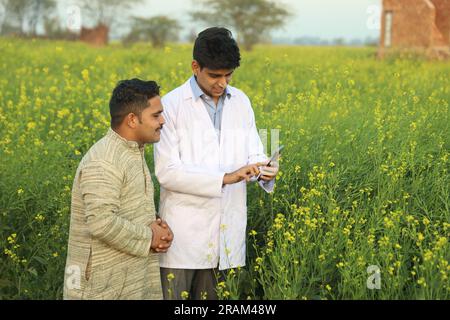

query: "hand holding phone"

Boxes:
[257, 145, 284, 181]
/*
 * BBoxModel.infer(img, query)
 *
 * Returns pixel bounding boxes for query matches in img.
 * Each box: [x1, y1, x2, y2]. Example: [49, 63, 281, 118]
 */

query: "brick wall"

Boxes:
[432, 0, 450, 45]
[80, 24, 109, 47]
[380, 0, 434, 49]
[379, 0, 450, 58]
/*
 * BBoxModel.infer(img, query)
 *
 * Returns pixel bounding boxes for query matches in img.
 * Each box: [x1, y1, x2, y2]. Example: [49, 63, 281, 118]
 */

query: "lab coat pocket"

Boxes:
[220, 204, 247, 266]
[171, 205, 215, 247]
[223, 205, 247, 238]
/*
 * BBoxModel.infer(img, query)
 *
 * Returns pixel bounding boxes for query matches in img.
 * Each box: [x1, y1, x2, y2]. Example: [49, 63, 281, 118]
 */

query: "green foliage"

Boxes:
[0, 38, 448, 299]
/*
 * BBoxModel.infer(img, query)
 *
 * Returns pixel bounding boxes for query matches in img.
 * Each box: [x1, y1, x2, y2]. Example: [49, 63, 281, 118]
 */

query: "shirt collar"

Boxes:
[189, 75, 231, 101]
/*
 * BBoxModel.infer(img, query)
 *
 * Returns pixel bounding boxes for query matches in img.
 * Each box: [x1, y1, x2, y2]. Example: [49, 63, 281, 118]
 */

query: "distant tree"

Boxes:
[0, 0, 6, 28]
[364, 36, 379, 47]
[187, 28, 197, 43]
[0, 0, 56, 36]
[44, 17, 78, 40]
[28, 0, 56, 36]
[333, 38, 346, 46]
[0, 0, 9, 34]
[124, 16, 180, 48]
[191, 0, 291, 50]
[1, 0, 31, 35]
[80, 0, 139, 29]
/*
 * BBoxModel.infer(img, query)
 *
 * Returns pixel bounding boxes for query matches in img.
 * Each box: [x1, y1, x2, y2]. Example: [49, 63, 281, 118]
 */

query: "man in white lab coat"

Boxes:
[154, 27, 279, 300]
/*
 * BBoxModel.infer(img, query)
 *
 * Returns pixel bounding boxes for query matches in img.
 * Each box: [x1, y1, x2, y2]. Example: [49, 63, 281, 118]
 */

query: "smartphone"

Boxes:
[257, 145, 284, 181]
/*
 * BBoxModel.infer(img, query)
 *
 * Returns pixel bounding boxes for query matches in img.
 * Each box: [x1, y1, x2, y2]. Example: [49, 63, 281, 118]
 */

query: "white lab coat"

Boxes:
[154, 78, 274, 270]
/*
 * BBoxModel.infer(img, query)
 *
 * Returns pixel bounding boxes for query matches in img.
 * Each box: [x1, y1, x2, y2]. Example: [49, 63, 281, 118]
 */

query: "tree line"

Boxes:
[0, 0, 291, 50]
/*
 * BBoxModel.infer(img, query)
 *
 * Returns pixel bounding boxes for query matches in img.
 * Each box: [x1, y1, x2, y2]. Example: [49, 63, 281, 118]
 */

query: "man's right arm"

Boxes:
[155, 100, 264, 195]
[154, 103, 226, 198]
[80, 160, 154, 258]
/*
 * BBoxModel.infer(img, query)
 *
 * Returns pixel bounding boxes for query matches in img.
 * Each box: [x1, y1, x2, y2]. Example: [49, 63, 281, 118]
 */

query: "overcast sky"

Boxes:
[60, 0, 382, 41]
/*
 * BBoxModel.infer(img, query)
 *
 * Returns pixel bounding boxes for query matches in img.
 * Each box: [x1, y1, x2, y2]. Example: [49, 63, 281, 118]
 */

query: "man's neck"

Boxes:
[194, 76, 220, 105]
[113, 127, 144, 148]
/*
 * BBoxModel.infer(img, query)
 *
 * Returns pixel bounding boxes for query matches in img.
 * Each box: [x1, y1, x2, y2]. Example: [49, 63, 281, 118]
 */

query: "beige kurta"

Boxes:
[63, 128, 162, 300]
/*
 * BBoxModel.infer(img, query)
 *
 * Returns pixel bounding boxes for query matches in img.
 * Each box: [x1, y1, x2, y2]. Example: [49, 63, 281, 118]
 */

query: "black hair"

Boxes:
[109, 79, 160, 129]
[193, 27, 241, 70]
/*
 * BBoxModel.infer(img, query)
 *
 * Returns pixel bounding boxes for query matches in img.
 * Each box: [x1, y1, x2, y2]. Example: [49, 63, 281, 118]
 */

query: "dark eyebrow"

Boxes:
[209, 71, 234, 77]
[152, 109, 163, 115]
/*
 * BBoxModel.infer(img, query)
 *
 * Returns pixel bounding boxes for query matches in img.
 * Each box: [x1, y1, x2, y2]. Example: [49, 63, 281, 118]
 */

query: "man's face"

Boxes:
[136, 96, 165, 144]
[192, 60, 234, 98]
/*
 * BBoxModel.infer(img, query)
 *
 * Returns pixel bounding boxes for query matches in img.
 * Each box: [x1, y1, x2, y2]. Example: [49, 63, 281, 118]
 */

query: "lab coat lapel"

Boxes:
[219, 87, 246, 170]
[219, 94, 231, 166]
[186, 82, 220, 163]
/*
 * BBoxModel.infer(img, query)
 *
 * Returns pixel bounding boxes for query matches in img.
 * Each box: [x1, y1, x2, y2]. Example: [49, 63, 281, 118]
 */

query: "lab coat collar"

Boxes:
[189, 76, 231, 102]
[183, 76, 237, 101]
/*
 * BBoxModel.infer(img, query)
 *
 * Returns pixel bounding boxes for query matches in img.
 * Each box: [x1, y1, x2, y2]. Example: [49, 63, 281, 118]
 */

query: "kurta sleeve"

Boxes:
[154, 103, 225, 198]
[79, 160, 153, 257]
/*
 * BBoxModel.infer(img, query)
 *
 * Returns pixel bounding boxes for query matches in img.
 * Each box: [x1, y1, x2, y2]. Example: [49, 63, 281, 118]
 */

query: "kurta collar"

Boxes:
[106, 128, 144, 152]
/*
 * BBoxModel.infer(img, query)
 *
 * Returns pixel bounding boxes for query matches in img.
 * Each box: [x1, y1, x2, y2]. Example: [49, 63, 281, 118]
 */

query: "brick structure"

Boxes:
[378, 0, 450, 59]
[79, 24, 109, 46]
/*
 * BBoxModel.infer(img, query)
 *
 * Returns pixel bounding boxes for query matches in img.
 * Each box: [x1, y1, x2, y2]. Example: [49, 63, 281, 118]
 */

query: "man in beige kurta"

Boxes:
[64, 79, 170, 300]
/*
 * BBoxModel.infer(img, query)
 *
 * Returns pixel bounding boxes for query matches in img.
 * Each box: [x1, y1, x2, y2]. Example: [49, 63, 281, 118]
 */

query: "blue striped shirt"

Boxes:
[190, 76, 231, 141]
